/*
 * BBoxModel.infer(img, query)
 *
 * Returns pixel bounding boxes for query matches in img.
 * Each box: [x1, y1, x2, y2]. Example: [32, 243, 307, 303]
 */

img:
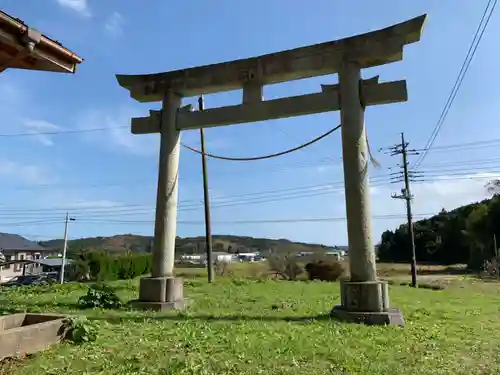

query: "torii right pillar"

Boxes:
[330, 61, 403, 326]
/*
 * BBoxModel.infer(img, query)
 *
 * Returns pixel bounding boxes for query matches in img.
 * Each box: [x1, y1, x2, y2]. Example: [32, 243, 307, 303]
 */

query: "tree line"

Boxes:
[377, 180, 500, 269]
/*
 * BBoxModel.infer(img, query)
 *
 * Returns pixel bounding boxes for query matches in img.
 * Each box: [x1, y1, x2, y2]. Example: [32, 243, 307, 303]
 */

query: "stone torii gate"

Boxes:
[116, 15, 426, 325]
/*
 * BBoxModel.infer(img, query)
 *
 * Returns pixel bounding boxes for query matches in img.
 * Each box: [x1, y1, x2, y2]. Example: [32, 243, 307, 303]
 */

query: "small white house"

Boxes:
[180, 254, 203, 262]
[326, 250, 346, 260]
[237, 252, 260, 262]
[212, 252, 233, 263]
[180, 252, 233, 264]
[296, 251, 314, 257]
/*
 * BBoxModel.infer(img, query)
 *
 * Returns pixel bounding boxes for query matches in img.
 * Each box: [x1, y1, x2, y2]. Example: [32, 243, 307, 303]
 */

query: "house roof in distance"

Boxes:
[0, 233, 47, 251]
[33, 258, 72, 267]
[0, 9, 83, 73]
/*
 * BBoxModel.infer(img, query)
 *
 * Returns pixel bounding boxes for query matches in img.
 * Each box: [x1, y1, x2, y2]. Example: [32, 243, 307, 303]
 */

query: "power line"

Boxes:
[0, 126, 129, 137]
[5, 135, 500, 193]
[0, 135, 499, 194]
[0, 162, 490, 192]
[417, 157, 500, 168]
[0, 176, 491, 218]
[0, 213, 435, 228]
[0, 170, 497, 216]
[0, 165, 497, 221]
[413, 0, 498, 169]
[2, 155, 497, 193]
[0, 158, 343, 192]
[413, 138, 500, 152]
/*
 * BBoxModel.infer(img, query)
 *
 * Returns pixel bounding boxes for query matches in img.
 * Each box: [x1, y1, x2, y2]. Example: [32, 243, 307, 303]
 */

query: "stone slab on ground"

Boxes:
[0, 313, 66, 360]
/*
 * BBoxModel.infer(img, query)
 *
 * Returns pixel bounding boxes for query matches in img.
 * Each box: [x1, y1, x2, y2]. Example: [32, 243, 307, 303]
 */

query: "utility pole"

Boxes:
[389, 133, 419, 288]
[494, 233, 498, 258]
[199, 96, 214, 283]
[60, 212, 75, 284]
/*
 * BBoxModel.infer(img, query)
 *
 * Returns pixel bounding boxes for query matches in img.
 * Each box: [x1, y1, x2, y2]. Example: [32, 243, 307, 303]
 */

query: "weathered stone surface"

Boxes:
[132, 276, 187, 311]
[130, 79, 407, 133]
[339, 280, 390, 312]
[330, 306, 404, 327]
[166, 276, 184, 302]
[339, 62, 377, 283]
[116, 15, 427, 329]
[116, 15, 426, 102]
[138, 276, 168, 302]
[0, 313, 66, 360]
[152, 93, 182, 278]
[332, 280, 403, 326]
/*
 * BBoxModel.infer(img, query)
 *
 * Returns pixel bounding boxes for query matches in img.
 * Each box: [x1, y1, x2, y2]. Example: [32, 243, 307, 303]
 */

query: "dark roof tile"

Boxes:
[0, 233, 46, 251]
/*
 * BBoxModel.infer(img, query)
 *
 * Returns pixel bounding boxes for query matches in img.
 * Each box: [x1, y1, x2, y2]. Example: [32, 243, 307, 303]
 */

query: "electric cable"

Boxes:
[0, 126, 128, 137]
[413, 0, 498, 169]
[0, 213, 434, 228]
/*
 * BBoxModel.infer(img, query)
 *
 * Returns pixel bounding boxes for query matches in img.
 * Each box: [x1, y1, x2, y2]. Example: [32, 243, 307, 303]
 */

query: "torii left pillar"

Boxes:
[129, 91, 188, 311]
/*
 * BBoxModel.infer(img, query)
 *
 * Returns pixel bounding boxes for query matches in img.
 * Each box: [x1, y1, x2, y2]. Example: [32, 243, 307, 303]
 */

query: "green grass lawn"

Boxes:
[1, 277, 500, 375]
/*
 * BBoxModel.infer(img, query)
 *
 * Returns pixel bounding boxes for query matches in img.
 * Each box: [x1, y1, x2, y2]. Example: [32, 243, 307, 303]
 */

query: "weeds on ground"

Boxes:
[62, 316, 98, 344]
[78, 283, 122, 309]
[386, 280, 446, 290]
[267, 253, 303, 280]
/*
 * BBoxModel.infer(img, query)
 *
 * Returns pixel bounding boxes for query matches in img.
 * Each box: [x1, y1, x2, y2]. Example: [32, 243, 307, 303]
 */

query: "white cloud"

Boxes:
[181, 129, 231, 152]
[361, 172, 498, 243]
[0, 81, 23, 104]
[0, 80, 25, 127]
[205, 138, 231, 151]
[61, 199, 122, 209]
[22, 119, 61, 146]
[105, 12, 125, 36]
[372, 172, 496, 217]
[0, 160, 54, 185]
[315, 165, 340, 174]
[264, 172, 499, 246]
[21, 187, 124, 211]
[76, 107, 159, 156]
[75, 107, 235, 157]
[56, 0, 91, 17]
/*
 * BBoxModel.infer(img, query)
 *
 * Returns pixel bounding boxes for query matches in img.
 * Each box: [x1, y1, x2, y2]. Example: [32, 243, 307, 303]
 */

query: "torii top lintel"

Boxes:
[116, 14, 426, 103]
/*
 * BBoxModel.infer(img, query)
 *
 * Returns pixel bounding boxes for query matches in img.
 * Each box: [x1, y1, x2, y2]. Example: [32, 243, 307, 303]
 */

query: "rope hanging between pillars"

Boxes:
[180, 124, 341, 161]
[359, 79, 381, 170]
[365, 125, 381, 169]
[179, 76, 381, 166]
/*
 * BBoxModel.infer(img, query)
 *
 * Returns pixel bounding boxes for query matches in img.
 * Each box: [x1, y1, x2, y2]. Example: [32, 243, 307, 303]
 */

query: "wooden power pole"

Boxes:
[494, 233, 498, 258]
[60, 212, 75, 284]
[198, 96, 214, 283]
[390, 133, 419, 288]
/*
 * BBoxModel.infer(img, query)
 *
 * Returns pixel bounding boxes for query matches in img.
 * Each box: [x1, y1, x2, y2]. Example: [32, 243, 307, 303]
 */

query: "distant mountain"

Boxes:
[38, 234, 343, 256]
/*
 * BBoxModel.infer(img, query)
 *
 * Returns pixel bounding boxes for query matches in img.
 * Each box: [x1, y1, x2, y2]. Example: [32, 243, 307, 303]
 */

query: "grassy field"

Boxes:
[1, 265, 499, 375]
[178, 260, 470, 282]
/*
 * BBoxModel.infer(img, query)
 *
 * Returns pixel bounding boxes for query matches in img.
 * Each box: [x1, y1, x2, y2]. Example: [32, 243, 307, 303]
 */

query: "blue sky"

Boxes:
[0, 0, 499, 246]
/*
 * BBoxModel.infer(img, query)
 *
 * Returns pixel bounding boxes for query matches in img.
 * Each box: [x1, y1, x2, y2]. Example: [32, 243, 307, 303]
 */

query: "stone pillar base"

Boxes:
[331, 280, 404, 327]
[128, 276, 189, 311]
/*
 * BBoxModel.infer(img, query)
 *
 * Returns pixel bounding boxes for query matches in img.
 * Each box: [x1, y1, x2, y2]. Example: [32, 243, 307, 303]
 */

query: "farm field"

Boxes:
[1, 265, 499, 375]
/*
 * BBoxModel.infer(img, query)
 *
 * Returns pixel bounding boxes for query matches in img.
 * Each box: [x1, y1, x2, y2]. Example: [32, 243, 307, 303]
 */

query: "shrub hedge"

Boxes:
[305, 259, 345, 282]
[78, 252, 152, 281]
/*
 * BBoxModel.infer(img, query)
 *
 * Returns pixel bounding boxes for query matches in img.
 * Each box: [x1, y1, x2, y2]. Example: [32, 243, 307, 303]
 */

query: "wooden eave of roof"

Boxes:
[0, 10, 83, 73]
